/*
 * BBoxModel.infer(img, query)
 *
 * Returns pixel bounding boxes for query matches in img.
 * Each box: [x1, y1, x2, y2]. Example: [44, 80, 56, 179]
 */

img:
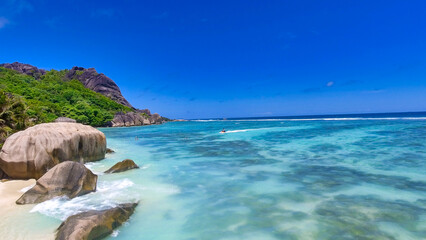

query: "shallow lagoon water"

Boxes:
[21, 119, 426, 239]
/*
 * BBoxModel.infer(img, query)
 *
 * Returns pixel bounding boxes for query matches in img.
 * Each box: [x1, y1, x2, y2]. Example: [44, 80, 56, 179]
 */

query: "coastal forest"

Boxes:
[0, 67, 132, 147]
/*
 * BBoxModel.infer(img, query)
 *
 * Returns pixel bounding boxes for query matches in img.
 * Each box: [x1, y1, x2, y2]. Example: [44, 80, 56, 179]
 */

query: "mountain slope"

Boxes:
[0, 63, 168, 147]
[65, 66, 133, 108]
[0, 62, 133, 108]
[0, 66, 131, 125]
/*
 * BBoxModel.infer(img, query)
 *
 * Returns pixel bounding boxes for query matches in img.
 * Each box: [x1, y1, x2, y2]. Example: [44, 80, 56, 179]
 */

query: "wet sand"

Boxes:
[0, 180, 56, 240]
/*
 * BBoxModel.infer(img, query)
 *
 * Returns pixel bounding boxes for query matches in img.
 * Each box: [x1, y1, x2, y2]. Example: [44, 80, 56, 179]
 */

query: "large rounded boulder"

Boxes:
[0, 122, 106, 179]
[56, 203, 138, 240]
[16, 161, 97, 204]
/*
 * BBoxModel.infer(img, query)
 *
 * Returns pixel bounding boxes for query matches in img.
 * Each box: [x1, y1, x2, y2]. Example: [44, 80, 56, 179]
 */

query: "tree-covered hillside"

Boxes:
[0, 67, 132, 146]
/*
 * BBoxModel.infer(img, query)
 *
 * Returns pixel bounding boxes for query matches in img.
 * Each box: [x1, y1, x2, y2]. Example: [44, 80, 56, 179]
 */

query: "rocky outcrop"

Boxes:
[149, 113, 164, 124]
[110, 112, 150, 127]
[110, 112, 165, 127]
[104, 159, 139, 174]
[56, 203, 138, 240]
[0, 123, 106, 179]
[55, 117, 77, 123]
[0, 62, 46, 79]
[66, 67, 133, 108]
[16, 161, 97, 204]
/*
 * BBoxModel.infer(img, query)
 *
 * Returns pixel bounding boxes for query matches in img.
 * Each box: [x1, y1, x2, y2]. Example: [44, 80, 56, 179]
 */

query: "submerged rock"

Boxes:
[0, 122, 106, 179]
[106, 148, 115, 154]
[104, 159, 139, 174]
[16, 161, 97, 205]
[56, 203, 138, 240]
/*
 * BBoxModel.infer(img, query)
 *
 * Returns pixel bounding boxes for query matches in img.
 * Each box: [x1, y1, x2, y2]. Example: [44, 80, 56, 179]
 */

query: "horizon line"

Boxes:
[187, 110, 426, 121]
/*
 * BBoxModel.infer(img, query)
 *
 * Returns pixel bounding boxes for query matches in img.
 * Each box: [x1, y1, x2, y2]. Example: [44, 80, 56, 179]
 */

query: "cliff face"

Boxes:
[65, 67, 133, 108]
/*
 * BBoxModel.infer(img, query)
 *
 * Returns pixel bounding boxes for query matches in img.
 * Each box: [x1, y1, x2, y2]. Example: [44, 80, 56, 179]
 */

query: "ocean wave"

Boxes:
[192, 120, 218, 122]
[194, 117, 426, 122]
[30, 179, 137, 220]
[97, 178, 134, 192]
[225, 129, 252, 133]
[111, 230, 120, 238]
[221, 127, 282, 133]
[84, 162, 105, 175]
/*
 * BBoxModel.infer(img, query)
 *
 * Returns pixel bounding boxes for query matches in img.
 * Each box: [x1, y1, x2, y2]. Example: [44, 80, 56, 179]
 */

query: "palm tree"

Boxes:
[0, 91, 30, 147]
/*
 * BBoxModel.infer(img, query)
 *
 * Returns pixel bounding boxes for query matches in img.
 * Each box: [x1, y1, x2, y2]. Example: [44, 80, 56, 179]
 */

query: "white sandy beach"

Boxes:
[0, 180, 56, 240]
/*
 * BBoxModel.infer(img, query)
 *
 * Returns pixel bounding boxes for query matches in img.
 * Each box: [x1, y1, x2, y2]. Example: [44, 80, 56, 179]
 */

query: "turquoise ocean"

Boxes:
[9, 113, 426, 239]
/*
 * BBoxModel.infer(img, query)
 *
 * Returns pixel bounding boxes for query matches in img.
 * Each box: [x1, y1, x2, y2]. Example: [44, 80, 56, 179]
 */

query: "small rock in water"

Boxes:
[55, 203, 138, 240]
[16, 161, 97, 205]
[104, 159, 139, 174]
[106, 148, 115, 154]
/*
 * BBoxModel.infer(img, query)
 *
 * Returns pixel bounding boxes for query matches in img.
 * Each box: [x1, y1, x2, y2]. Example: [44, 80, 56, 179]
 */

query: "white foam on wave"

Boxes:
[285, 117, 426, 121]
[84, 162, 105, 175]
[225, 129, 252, 133]
[192, 120, 217, 122]
[140, 164, 151, 170]
[139, 185, 181, 194]
[111, 230, 120, 237]
[195, 117, 426, 122]
[30, 178, 137, 220]
[97, 178, 134, 192]
[221, 127, 284, 134]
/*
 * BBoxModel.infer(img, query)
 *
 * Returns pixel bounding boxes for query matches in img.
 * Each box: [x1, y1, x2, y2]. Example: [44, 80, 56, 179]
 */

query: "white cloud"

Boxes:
[327, 81, 334, 87]
[0, 17, 10, 29]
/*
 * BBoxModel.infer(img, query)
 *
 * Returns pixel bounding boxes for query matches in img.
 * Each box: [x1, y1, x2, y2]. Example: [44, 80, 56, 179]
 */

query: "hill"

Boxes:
[0, 63, 167, 147]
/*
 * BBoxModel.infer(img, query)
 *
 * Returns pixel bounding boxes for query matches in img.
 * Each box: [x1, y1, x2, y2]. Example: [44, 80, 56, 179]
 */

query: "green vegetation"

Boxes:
[0, 67, 132, 147]
[0, 91, 29, 146]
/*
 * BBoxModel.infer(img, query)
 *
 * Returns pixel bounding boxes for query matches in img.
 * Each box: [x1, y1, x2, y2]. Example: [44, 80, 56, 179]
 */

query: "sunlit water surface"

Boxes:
[18, 119, 426, 239]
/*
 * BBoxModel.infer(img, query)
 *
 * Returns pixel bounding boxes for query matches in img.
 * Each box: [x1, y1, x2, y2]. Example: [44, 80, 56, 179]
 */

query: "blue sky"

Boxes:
[0, 0, 425, 119]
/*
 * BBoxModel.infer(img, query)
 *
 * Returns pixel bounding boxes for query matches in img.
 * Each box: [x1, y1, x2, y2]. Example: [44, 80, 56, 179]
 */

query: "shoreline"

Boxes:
[0, 180, 56, 240]
[0, 179, 36, 213]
